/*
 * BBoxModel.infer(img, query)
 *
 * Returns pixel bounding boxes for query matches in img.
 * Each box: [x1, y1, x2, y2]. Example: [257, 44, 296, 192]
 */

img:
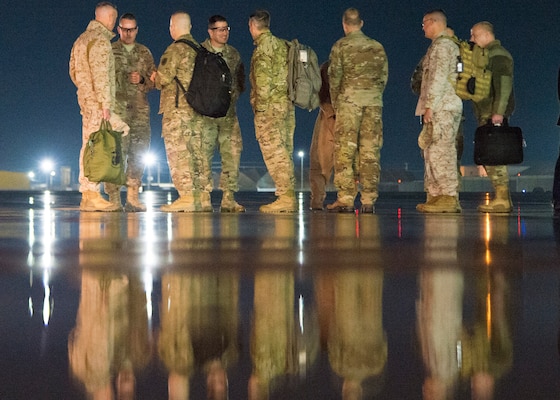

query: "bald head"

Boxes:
[470, 21, 495, 48]
[170, 11, 192, 40]
[95, 2, 118, 31]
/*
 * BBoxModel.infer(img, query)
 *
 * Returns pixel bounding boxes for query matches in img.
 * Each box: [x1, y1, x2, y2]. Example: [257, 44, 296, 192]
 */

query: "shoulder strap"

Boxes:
[172, 39, 200, 107]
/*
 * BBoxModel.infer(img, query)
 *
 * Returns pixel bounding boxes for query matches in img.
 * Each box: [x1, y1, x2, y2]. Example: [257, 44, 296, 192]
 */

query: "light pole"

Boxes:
[143, 152, 156, 190]
[298, 151, 305, 192]
[40, 159, 55, 189]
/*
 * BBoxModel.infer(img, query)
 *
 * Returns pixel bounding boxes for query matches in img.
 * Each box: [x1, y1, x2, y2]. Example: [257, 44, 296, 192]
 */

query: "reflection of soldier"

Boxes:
[152, 12, 208, 212]
[69, 2, 130, 212]
[417, 216, 515, 399]
[309, 61, 336, 211]
[69, 213, 151, 399]
[201, 15, 246, 213]
[105, 13, 156, 212]
[248, 9, 297, 213]
[315, 215, 387, 400]
[327, 8, 388, 214]
[417, 216, 463, 399]
[158, 215, 240, 400]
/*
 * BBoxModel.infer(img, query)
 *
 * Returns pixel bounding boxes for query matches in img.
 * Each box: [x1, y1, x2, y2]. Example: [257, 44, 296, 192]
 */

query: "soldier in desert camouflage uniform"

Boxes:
[152, 11, 209, 212]
[201, 15, 246, 213]
[69, 2, 129, 212]
[326, 8, 388, 214]
[415, 9, 463, 213]
[249, 9, 297, 213]
[104, 13, 155, 212]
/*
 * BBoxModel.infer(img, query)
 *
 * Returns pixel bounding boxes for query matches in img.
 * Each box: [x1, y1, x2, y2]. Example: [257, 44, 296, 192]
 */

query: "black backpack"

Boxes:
[174, 39, 232, 118]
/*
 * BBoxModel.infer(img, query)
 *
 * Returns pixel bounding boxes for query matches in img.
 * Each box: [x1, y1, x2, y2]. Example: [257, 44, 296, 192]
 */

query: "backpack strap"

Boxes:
[173, 39, 200, 108]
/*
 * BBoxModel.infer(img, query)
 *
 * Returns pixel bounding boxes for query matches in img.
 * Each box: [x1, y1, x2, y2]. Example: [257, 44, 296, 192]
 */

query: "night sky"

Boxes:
[1, 0, 558, 177]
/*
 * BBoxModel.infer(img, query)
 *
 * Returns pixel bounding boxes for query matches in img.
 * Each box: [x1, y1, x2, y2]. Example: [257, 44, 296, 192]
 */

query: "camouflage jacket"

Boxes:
[473, 40, 515, 120]
[415, 32, 462, 115]
[249, 31, 289, 112]
[112, 40, 156, 117]
[201, 39, 245, 117]
[328, 30, 388, 109]
[69, 20, 116, 111]
[155, 34, 198, 115]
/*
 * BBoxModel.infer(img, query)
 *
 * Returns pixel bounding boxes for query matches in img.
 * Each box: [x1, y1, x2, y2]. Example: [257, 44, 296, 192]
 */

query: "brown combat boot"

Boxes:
[80, 191, 121, 212]
[259, 190, 297, 213]
[419, 195, 461, 213]
[477, 185, 512, 213]
[161, 193, 196, 212]
[124, 186, 146, 212]
[220, 191, 245, 213]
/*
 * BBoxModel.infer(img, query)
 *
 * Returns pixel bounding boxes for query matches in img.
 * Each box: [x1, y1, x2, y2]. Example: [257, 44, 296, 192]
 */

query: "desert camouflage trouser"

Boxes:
[202, 114, 243, 193]
[254, 103, 296, 196]
[161, 110, 206, 196]
[424, 109, 462, 196]
[333, 103, 383, 204]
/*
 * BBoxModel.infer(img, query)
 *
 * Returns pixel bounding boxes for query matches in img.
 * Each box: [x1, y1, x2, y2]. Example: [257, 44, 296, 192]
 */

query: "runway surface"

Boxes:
[0, 190, 559, 399]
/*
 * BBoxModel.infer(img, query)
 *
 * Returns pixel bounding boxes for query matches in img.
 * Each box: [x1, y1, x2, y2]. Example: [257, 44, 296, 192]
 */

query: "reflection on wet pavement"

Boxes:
[0, 191, 559, 399]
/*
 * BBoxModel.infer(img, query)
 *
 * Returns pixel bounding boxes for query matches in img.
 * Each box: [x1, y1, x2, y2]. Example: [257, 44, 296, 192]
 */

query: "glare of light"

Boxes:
[40, 159, 54, 173]
[28, 171, 35, 180]
[298, 150, 305, 159]
[143, 152, 156, 167]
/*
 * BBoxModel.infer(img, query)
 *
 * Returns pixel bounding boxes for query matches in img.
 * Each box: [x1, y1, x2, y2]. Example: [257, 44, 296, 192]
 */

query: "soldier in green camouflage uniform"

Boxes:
[152, 12, 209, 212]
[104, 13, 156, 212]
[327, 8, 388, 214]
[415, 10, 463, 213]
[201, 15, 246, 213]
[470, 21, 516, 213]
[249, 9, 297, 213]
[70, 2, 129, 212]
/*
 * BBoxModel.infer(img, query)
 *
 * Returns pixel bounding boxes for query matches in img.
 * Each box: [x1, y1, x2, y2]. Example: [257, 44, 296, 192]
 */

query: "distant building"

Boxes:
[0, 171, 30, 190]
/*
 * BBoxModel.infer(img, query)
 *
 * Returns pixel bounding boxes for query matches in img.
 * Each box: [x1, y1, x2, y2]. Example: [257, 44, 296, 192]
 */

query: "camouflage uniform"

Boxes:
[415, 33, 463, 198]
[328, 30, 388, 207]
[69, 20, 129, 194]
[155, 34, 206, 198]
[200, 39, 244, 193]
[472, 40, 515, 190]
[107, 40, 155, 192]
[250, 31, 296, 196]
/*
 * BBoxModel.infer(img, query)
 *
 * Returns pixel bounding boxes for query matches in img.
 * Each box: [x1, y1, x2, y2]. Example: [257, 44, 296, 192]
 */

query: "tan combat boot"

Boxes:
[199, 191, 214, 212]
[477, 185, 512, 213]
[220, 190, 245, 213]
[124, 186, 147, 212]
[327, 195, 355, 213]
[419, 195, 461, 213]
[80, 191, 121, 212]
[161, 192, 196, 212]
[259, 190, 297, 213]
[104, 183, 123, 211]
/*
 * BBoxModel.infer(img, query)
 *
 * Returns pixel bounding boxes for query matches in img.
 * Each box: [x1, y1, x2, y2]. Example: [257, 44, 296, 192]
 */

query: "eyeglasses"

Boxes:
[119, 26, 138, 34]
[210, 26, 230, 33]
[421, 18, 436, 27]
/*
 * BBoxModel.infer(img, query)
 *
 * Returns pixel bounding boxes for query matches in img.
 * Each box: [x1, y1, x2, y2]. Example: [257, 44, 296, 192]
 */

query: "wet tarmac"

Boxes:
[0, 190, 559, 399]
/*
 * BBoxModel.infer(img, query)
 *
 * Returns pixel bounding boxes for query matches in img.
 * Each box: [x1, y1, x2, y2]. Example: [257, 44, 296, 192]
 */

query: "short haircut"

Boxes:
[343, 8, 362, 26]
[208, 14, 227, 28]
[96, 1, 117, 11]
[473, 21, 494, 34]
[424, 8, 447, 24]
[119, 13, 136, 23]
[249, 9, 270, 30]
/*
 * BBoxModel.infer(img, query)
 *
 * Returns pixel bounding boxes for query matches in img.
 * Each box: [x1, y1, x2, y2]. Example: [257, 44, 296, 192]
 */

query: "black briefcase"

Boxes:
[474, 123, 524, 165]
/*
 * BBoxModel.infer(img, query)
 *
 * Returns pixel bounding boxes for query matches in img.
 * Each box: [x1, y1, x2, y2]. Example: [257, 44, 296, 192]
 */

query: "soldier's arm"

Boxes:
[88, 38, 113, 110]
[328, 45, 342, 107]
[491, 54, 513, 116]
[252, 50, 274, 111]
[155, 45, 179, 89]
[424, 42, 452, 110]
[139, 47, 156, 92]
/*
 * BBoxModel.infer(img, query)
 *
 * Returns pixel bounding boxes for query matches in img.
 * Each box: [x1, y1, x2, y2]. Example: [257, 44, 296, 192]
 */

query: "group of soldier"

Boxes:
[70, 2, 517, 215]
